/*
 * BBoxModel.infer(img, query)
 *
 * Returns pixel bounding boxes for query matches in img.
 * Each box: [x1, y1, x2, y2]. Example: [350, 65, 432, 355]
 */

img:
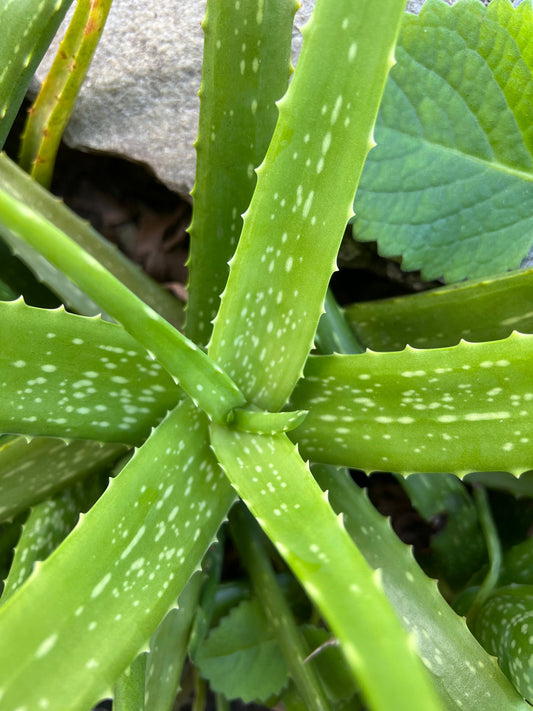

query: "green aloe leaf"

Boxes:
[0, 299, 180, 443]
[0, 435, 125, 523]
[210, 426, 443, 711]
[290, 333, 533, 475]
[209, 0, 404, 410]
[0, 400, 235, 711]
[352, 0, 533, 282]
[0, 0, 74, 147]
[344, 267, 533, 351]
[0, 187, 246, 423]
[186, 0, 296, 346]
[312, 464, 530, 711]
[0, 153, 184, 328]
[469, 585, 533, 702]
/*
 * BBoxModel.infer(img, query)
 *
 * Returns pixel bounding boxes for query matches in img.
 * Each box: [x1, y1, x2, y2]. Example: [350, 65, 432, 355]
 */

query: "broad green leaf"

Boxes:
[209, 0, 404, 410]
[186, 0, 296, 346]
[0, 434, 125, 523]
[344, 267, 533, 351]
[470, 585, 533, 702]
[312, 464, 530, 711]
[195, 598, 289, 703]
[0, 299, 180, 443]
[290, 334, 533, 475]
[114, 653, 147, 711]
[0, 153, 184, 328]
[0, 0, 74, 147]
[352, 0, 533, 282]
[0, 188, 246, 423]
[0, 400, 235, 711]
[19, 0, 113, 189]
[210, 426, 443, 711]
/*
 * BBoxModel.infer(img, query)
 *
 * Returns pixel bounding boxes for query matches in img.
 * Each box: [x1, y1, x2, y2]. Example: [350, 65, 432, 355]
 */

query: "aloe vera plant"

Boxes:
[0, 0, 532, 709]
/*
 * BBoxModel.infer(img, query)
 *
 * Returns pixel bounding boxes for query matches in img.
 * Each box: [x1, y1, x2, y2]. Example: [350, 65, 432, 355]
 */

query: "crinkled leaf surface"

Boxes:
[195, 598, 289, 703]
[352, 0, 533, 282]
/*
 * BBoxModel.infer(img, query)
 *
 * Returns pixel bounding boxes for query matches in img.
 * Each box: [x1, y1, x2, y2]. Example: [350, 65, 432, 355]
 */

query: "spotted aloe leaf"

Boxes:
[209, 0, 403, 410]
[0, 154, 184, 328]
[0, 434, 125, 523]
[469, 586, 533, 703]
[344, 267, 533, 352]
[352, 0, 533, 283]
[290, 333, 533, 475]
[312, 464, 530, 711]
[0, 400, 235, 711]
[210, 426, 442, 711]
[0, 299, 180, 443]
[186, 0, 296, 346]
[0, 187, 246, 423]
[0, 0, 74, 147]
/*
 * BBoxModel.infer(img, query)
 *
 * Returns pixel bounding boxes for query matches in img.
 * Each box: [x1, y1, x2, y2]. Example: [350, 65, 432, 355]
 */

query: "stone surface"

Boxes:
[34, 0, 513, 197]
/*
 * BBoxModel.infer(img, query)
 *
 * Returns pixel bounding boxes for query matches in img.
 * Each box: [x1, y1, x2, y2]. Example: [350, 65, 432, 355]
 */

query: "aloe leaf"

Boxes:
[209, 0, 404, 410]
[0, 299, 180, 443]
[0, 153, 184, 328]
[0, 188, 246, 423]
[228, 504, 330, 711]
[210, 426, 443, 711]
[145, 573, 203, 711]
[0, 400, 235, 711]
[1, 478, 102, 601]
[352, 0, 533, 282]
[290, 333, 533, 474]
[469, 585, 533, 702]
[344, 267, 533, 351]
[114, 653, 147, 711]
[19, 0, 113, 189]
[0, 0, 74, 147]
[186, 0, 296, 346]
[0, 434, 125, 523]
[312, 464, 530, 711]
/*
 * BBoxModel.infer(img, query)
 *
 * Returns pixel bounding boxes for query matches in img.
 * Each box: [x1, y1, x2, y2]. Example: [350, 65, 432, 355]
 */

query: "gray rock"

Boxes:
[34, 0, 515, 197]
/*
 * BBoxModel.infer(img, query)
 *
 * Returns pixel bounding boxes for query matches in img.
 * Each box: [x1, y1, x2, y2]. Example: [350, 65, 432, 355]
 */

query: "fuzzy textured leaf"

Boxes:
[352, 0, 533, 282]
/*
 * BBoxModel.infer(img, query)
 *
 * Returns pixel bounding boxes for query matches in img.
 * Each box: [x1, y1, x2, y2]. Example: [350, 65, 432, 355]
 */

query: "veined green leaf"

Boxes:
[210, 426, 443, 711]
[0, 0, 74, 147]
[0, 187, 246, 423]
[352, 0, 533, 282]
[0, 434, 125, 523]
[209, 0, 404, 410]
[186, 0, 296, 346]
[290, 333, 533, 474]
[19, 0, 113, 189]
[344, 267, 533, 351]
[0, 153, 184, 328]
[0, 400, 235, 711]
[0, 299, 180, 443]
[312, 464, 530, 711]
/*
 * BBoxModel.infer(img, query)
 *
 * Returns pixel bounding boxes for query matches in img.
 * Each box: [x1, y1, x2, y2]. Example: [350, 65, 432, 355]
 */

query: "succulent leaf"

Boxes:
[187, 0, 296, 346]
[290, 334, 533, 474]
[209, 0, 405, 410]
[210, 425, 443, 711]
